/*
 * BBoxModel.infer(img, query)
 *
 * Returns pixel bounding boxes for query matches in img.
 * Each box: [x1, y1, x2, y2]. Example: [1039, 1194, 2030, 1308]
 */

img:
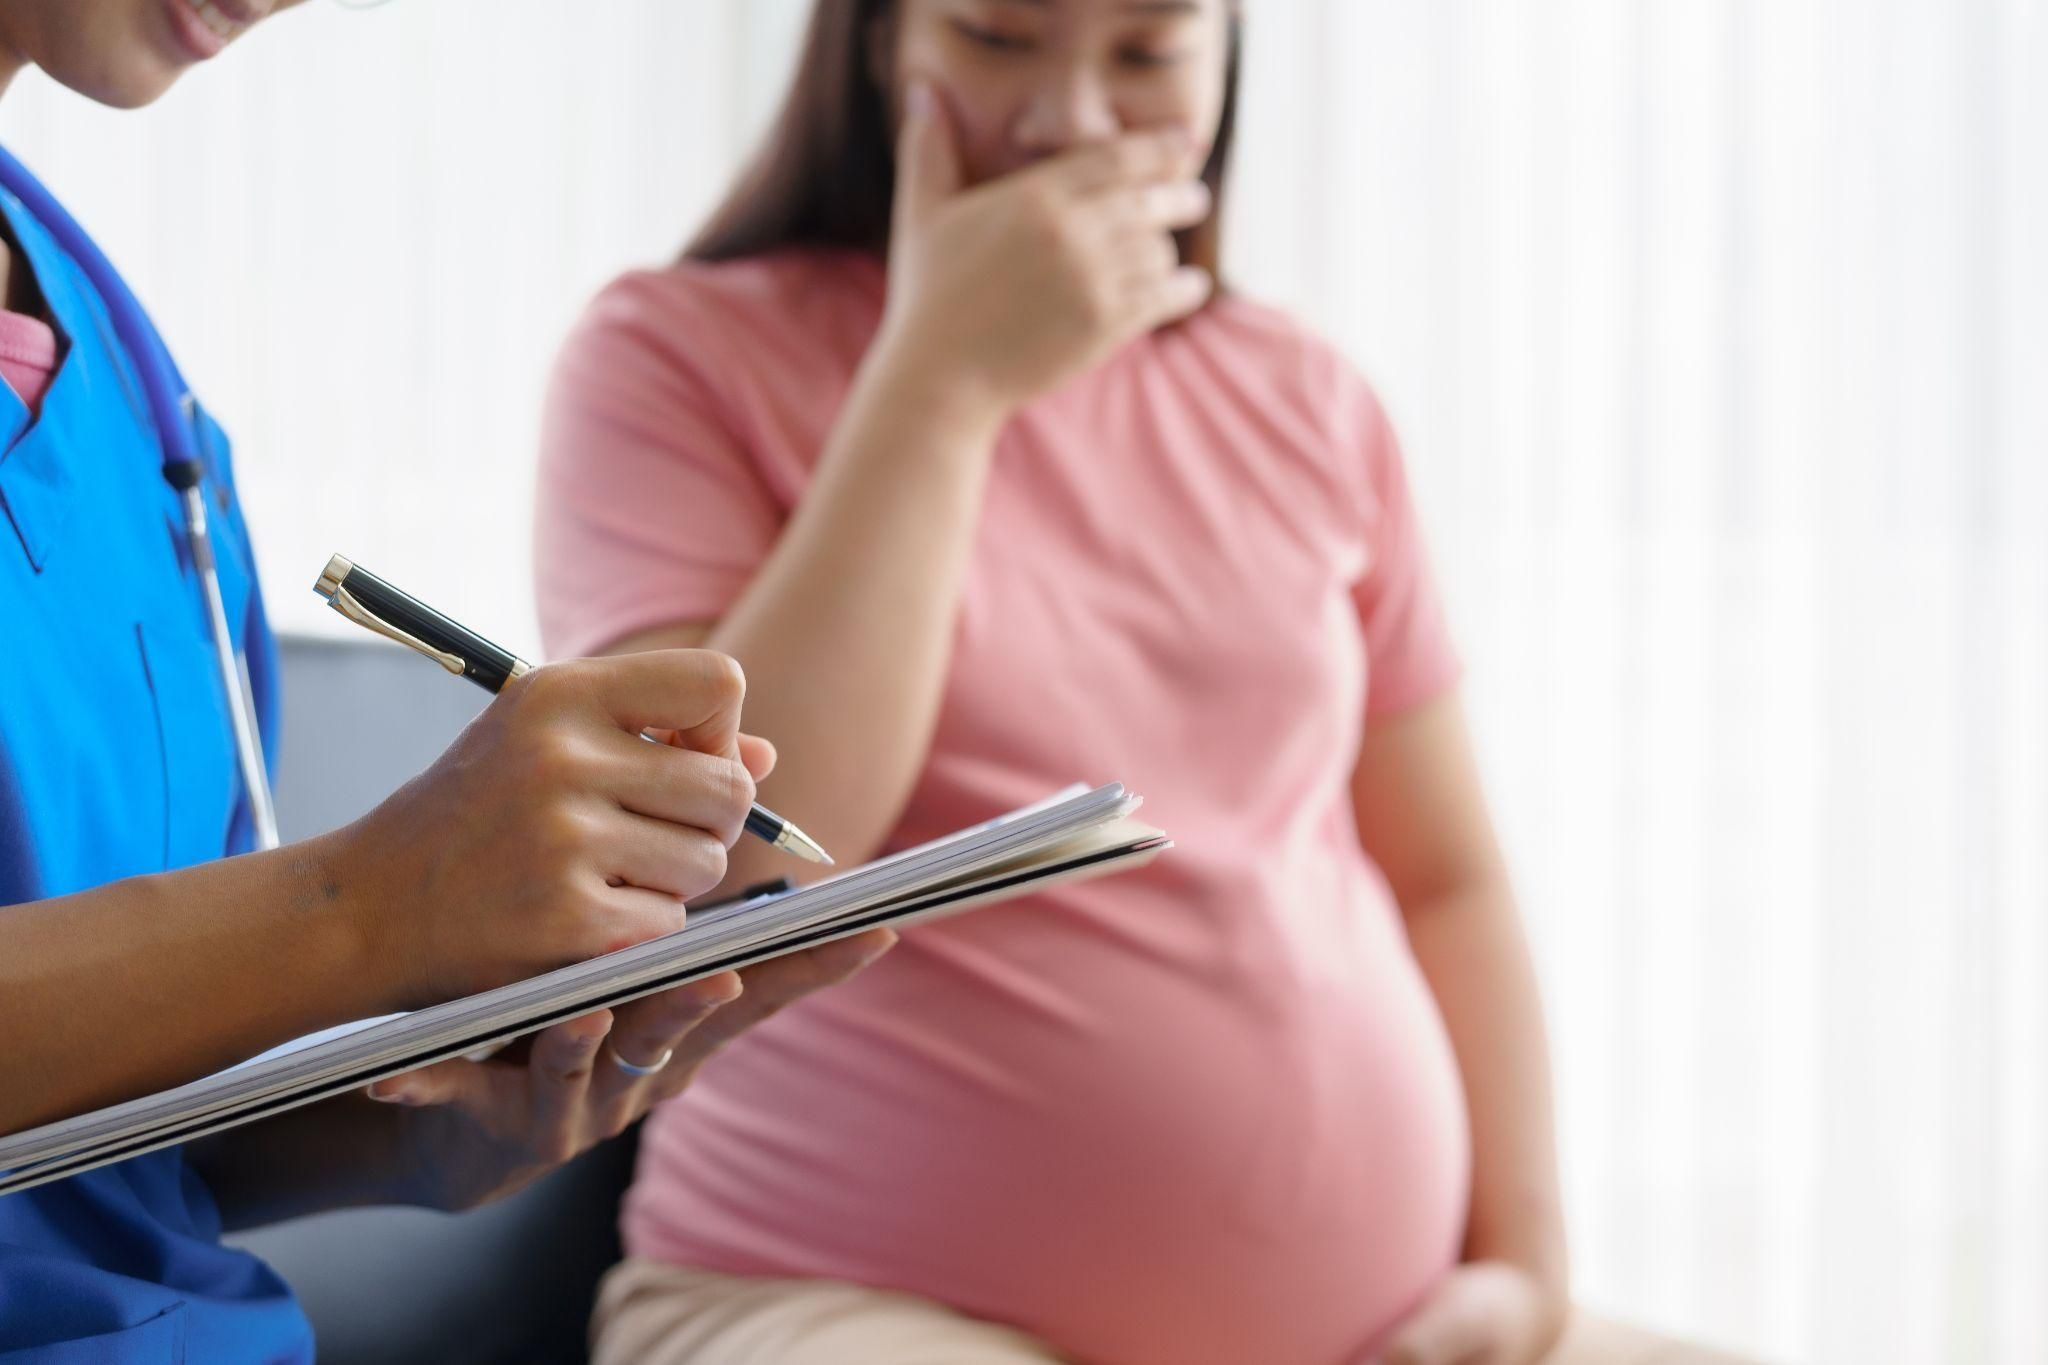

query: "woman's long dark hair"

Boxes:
[686, 0, 1242, 275]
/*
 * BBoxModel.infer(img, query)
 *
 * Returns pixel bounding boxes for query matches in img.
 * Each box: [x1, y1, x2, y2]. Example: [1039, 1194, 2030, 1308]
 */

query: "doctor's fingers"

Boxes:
[594, 733, 756, 846]
[364, 1008, 610, 1122]
[647, 929, 900, 1100]
[522, 650, 749, 757]
[517, 1012, 618, 1162]
[587, 813, 731, 909]
[585, 973, 743, 1126]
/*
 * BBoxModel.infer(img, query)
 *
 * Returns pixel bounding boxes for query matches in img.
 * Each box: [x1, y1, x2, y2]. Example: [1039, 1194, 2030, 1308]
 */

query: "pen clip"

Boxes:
[325, 583, 467, 677]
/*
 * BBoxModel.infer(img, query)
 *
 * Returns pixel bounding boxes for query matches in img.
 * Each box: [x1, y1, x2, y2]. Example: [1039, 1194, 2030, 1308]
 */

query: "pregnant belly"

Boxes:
[626, 902, 1471, 1365]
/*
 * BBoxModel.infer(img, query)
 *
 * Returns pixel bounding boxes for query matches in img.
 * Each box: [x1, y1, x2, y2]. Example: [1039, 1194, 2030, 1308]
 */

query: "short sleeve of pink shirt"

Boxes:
[1339, 356, 1463, 716]
[536, 271, 791, 658]
[535, 249, 1469, 1365]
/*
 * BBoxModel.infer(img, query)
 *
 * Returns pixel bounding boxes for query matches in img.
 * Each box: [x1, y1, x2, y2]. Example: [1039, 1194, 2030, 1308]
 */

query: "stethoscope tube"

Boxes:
[0, 144, 281, 851]
[179, 484, 281, 850]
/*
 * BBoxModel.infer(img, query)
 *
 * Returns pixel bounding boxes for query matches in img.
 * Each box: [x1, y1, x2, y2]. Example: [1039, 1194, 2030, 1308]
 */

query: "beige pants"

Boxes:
[590, 1258, 1761, 1365]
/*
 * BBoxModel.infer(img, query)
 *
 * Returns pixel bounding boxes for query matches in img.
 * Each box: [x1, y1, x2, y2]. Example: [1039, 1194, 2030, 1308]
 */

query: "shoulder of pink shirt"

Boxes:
[0, 307, 58, 414]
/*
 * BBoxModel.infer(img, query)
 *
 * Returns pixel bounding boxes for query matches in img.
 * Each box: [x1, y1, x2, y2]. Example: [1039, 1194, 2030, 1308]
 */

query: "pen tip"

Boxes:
[782, 827, 835, 866]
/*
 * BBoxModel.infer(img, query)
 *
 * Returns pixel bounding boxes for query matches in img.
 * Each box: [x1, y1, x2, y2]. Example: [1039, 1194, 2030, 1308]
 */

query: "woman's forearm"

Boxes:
[687, 352, 1005, 889]
[1403, 880, 1569, 1288]
[0, 833, 384, 1136]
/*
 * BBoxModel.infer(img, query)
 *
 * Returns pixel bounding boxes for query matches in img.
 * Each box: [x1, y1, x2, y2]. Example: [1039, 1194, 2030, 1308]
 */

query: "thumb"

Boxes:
[736, 732, 777, 782]
[893, 78, 963, 234]
[366, 1056, 491, 1109]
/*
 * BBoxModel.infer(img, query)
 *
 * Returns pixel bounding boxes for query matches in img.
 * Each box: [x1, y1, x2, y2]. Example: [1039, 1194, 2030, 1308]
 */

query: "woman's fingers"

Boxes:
[1100, 177, 1213, 235]
[893, 77, 968, 234]
[1129, 265, 1215, 330]
[1379, 1269, 1498, 1365]
[1048, 126, 1190, 196]
[1108, 232, 1182, 288]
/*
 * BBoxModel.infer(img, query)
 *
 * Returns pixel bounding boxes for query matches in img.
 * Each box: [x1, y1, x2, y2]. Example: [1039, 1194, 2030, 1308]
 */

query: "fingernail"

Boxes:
[906, 80, 935, 120]
[853, 931, 898, 969]
[366, 1083, 401, 1103]
[688, 973, 743, 1010]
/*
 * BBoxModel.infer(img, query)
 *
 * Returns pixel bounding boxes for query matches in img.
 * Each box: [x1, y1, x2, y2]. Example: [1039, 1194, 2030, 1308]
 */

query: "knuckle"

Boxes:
[572, 887, 631, 948]
[626, 896, 692, 949]
[698, 650, 746, 703]
[514, 659, 580, 711]
[538, 800, 601, 858]
[717, 757, 757, 818]
[527, 729, 590, 788]
[1032, 217, 1068, 261]
[1027, 192, 1067, 242]
[686, 838, 729, 897]
[1081, 279, 1122, 330]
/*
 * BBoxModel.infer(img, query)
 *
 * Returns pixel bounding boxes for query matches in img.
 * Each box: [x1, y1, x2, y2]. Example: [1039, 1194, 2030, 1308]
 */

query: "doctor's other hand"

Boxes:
[868, 79, 1214, 428]
[360, 926, 896, 1213]
[328, 649, 766, 1011]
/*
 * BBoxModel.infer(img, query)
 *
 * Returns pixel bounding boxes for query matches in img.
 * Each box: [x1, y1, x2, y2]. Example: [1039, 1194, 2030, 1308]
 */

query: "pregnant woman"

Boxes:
[538, 3, 1748, 1362]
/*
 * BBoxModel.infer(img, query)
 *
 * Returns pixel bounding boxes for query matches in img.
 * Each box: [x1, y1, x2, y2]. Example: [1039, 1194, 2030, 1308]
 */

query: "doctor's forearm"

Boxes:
[0, 833, 387, 1136]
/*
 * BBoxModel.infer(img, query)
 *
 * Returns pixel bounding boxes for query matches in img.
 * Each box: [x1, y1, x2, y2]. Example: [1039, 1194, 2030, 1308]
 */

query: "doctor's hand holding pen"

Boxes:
[0, 648, 894, 1162]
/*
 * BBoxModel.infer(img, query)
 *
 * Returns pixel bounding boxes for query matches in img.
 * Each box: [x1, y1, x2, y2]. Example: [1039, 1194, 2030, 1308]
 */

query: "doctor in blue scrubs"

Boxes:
[0, 1, 895, 1359]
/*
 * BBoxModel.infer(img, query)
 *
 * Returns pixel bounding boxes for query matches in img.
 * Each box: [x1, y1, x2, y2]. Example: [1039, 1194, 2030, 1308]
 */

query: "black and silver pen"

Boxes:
[314, 553, 832, 867]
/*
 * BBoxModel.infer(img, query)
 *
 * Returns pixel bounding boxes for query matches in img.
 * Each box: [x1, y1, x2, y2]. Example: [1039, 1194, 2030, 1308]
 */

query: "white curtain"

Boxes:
[1227, 5, 2045, 1362]
[5, 3, 2043, 1362]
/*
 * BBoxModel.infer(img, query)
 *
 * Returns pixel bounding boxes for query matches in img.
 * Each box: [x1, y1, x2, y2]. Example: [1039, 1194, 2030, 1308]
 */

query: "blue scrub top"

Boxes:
[0, 180, 313, 1361]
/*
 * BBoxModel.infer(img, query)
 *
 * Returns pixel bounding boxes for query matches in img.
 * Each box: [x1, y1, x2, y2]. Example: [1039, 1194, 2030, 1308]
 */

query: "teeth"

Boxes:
[190, 0, 240, 40]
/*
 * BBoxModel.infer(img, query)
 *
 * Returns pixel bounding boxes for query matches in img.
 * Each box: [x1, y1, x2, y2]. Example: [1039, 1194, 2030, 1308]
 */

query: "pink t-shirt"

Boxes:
[537, 248, 1470, 1365]
[0, 308, 58, 414]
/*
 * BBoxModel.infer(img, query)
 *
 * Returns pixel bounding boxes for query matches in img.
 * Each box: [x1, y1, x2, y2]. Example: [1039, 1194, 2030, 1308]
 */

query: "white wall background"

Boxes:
[5, 3, 2043, 1362]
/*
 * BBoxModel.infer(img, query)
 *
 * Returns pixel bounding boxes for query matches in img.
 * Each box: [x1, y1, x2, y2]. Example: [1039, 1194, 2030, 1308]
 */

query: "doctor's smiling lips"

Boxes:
[161, 0, 285, 65]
